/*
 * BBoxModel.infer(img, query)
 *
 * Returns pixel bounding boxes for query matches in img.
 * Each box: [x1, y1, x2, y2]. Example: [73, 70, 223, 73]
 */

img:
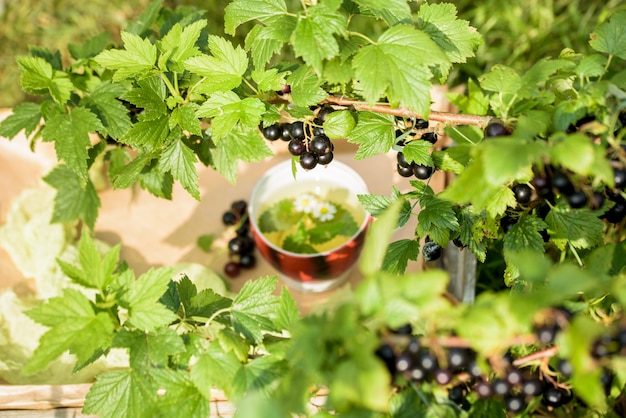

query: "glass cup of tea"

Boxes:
[248, 159, 371, 292]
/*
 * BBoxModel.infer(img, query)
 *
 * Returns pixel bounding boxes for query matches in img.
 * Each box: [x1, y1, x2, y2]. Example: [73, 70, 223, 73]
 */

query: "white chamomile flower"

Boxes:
[293, 194, 319, 214]
[314, 202, 336, 222]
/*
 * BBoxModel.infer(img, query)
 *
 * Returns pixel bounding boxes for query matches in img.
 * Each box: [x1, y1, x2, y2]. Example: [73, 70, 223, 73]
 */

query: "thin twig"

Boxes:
[323, 96, 494, 128]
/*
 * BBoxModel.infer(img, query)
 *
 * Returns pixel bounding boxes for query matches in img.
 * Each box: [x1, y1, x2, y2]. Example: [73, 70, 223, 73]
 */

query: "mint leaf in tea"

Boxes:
[258, 184, 365, 254]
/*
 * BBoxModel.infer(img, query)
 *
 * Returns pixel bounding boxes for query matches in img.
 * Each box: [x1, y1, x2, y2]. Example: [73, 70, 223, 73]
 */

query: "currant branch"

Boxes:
[323, 96, 494, 128]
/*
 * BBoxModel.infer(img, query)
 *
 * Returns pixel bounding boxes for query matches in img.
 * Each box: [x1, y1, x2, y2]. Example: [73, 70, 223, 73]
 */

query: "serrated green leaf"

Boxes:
[191, 343, 241, 400]
[402, 140, 433, 166]
[169, 104, 202, 136]
[352, 25, 448, 118]
[211, 127, 274, 184]
[120, 115, 169, 150]
[196, 91, 264, 139]
[352, 0, 411, 25]
[357, 193, 391, 217]
[274, 287, 300, 330]
[122, 268, 178, 331]
[185, 36, 248, 94]
[149, 369, 211, 418]
[0, 102, 42, 138]
[480, 137, 545, 184]
[320, 110, 354, 139]
[589, 11, 626, 60]
[57, 230, 120, 290]
[43, 165, 101, 229]
[120, 76, 167, 121]
[445, 78, 489, 116]
[575, 54, 608, 79]
[113, 327, 185, 371]
[224, 0, 288, 35]
[518, 58, 573, 99]
[158, 138, 200, 200]
[110, 152, 152, 189]
[159, 20, 206, 71]
[551, 133, 606, 179]
[478, 64, 522, 95]
[292, 3, 346, 72]
[546, 202, 605, 249]
[232, 356, 287, 397]
[83, 369, 157, 418]
[233, 276, 279, 317]
[94, 31, 157, 81]
[244, 15, 295, 68]
[417, 3, 482, 64]
[503, 215, 547, 262]
[42, 107, 105, 184]
[440, 159, 516, 218]
[287, 65, 328, 108]
[68, 32, 111, 60]
[251, 68, 287, 92]
[382, 239, 419, 275]
[347, 111, 395, 159]
[23, 288, 115, 375]
[417, 195, 460, 246]
[84, 82, 132, 140]
[16, 56, 73, 104]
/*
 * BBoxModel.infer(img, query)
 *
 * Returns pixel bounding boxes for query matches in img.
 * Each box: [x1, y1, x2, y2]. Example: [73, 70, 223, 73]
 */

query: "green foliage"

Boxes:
[3, 1, 626, 417]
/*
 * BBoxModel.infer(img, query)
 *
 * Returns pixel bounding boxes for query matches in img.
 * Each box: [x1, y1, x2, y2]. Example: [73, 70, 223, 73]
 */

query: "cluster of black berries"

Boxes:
[485, 118, 626, 238]
[375, 308, 626, 415]
[259, 105, 336, 170]
[221, 200, 256, 278]
[395, 119, 438, 180]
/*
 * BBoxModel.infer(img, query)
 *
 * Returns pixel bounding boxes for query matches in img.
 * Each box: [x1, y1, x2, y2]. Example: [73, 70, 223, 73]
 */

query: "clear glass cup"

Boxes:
[248, 159, 371, 292]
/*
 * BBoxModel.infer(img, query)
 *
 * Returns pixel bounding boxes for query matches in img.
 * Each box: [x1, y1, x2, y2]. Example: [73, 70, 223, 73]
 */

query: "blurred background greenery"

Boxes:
[0, 0, 625, 108]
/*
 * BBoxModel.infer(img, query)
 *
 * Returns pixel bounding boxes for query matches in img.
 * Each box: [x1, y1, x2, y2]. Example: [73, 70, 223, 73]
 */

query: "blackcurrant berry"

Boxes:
[421, 132, 437, 144]
[448, 385, 467, 405]
[417, 349, 438, 371]
[492, 378, 511, 396]
[505, 394, 526, 413]
[224, 261, 240, 278]
[236, 222, 250, 237]
[288, 139, 305, 156]
[391, 323, 413, 335]
[475, 380, 493, 398]
[602, 195, 626, 223]
[556, 358, 573, 379]
[310, 135, 332, 156]
[614, 168, 626, 190]
[512, 183, 532, 204]
[397, 164, 414, 178]
[406, 338, 421, 355]
[262, 124, 281, 141]
[452, 236, 465, 248]
[535, 323, 558, 344]
[317, 105, 335, 123]
[397, 152, 411, 168]
[551, 172, 574, 195]
[239, 253, 256, 269]
[505, 368, 524, 386]
[522, 377, 544, 396]
[280, 124, 292, 141]
[395, 353, 413, 373]
[447, 347, 471, 370]
[228, 237, 246, 255]
[414, 119, 429, 129]
[532, 174, 554, 199]
[422, 241, 442, 262]
[500, 215, 517, 233]
[312, 125, 325, 136]
[413, 164, 434, 180]
[231, 200, 247, 216]
[289, 121, 305, 140]
[433, 368, 453, 385]
[542, 386, 565, 407]
[317, 152, 334, 165]
[567, 191, 588, 209]
[300, 151, 318, 170]
[222, 211, 238, 226]
[375, 343, 397, 376]
[484, 122, 508, 138]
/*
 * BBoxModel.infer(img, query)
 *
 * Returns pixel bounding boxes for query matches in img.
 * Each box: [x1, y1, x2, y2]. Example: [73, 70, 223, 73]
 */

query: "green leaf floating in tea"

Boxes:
[258, 192, 360, 254]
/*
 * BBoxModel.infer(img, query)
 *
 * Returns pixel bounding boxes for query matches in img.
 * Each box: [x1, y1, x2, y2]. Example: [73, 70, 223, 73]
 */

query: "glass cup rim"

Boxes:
[248, 159, 371, 258]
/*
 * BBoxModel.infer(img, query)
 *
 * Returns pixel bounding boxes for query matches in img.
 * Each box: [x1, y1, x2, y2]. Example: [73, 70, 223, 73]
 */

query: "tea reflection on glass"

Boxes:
[249, 159, 371, 293]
